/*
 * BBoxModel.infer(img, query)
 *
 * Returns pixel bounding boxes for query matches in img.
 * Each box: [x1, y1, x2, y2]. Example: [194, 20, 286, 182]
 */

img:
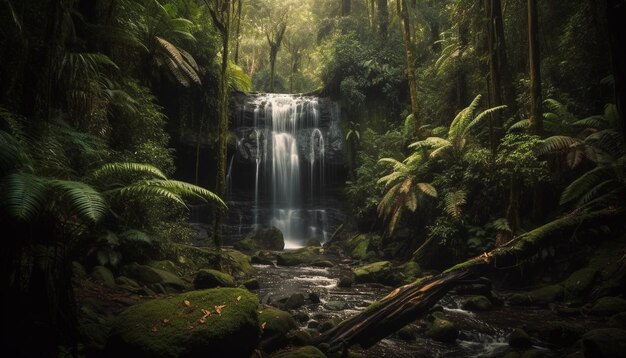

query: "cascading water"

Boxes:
[230, 93, 344, 249]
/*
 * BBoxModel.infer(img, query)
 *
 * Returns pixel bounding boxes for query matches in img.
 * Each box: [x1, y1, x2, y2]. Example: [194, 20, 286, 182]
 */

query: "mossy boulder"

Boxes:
[172, 245, 254, 278]
[590, 296, 626, 316]
[538, 321, 584, 346]
[353, 261, 400, 286]
[276, 247, 322, 266]
[508, 328, 532, 349]
[312, 260, 334, 268]
[562, 267, 598, 299]
[608, 312, 626, 329]
[193, 269, 235, 289]
[121, 262, 187, 292]
[280, 293, 306, 310]
[508, 284, 564, 306]
[243, 278, 260, 290]
[259, 306, 298, 352]
[234, 227, 285, 252]
[582, 328, 626, 357]
[105, 288, 260, 357]
[337, 275, 354, 288]
[462, 295, 493, 311]
[400, 261, 422, 283]
[91, 266, 115, 287]
[271, 346, 327, 358]
[147, 260, 180, 275]
[346, 234, 370, 260]
[426, 315, 458, 343]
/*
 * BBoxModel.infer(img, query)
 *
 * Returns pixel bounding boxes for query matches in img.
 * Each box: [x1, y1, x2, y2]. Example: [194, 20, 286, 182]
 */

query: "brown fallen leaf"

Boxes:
[198, 318, 206, 324]
[201, 308, 211, 319]
[151, 325, 158, 332]
[215, 304, 226, 315]
[261, 322, 267, 330]
[161, 318, 170, 326]
[236, 296, 241, 303]
[183, 299, 191, 307]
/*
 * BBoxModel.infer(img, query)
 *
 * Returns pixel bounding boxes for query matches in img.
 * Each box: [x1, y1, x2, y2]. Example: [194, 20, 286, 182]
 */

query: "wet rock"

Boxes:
[172, 245, 254, 278]
[91, 266, 116, 287]
[319, 319, 338, 333]
[286, 329, 312, 346]
[337, 275, 354, 288]
[400, 261, 422, 283]
[147, 260, 179, 275]
[307, 320, 319, 329]
[259, 306, 299, 352]
[538, 321, 584, 347]
[426, 313, 458, 343]
[454, 283, 492, 296]
[562, 268, 598, 299]
[312, 260, 334, 267]
[292, 312, 310, 323]
[508, 285, 564, 306]
[282, 293, 306, 310]
[323, 300, 347, 311]
[252, 255, 275, 265]
[608, 312, 626, 329]
[243, 278, 260, 290]
[509, 328, 532, 349]
[582, 328, 626, 357]
[590, 296, 626, 316]
[277, 247, 322, 266]
[353, 261, 401, 286]
[235, 226, 285, 252]
[397, 325, 419, 341]
[105, 288, 260, 357]
[193, 269, 235, 289]
[270, 345, 326, 358]
[462, 295, 493, 311]
[308, 292, 321, 304]
[121, 263, 186, 292]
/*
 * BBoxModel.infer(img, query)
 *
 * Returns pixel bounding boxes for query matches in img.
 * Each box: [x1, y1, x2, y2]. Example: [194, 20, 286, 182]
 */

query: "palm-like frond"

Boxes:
[144, 179, 227, 208]
[444, 190, 466, 218]
[227, 61, 252, 92]
[417, 182, 437, 197]
[154, 36, 201, 87]
[0, 130, 27, 172]
[584, 129, 625, 158]
[572, 115, 607, 129]
[92, 162, 167, 180]
[465, 105, 507, 135]
[409, 137, 450, 150]
[538, 136, 580, 155]
[508, 119, 531, 132]
[50, 180, 107, 223]
[0, 173, 46, 221]
[449, 94, 481, 140]
[560, 165, 616, 206]
[108, 183, 187, 206]
[119, 229, 153, 244]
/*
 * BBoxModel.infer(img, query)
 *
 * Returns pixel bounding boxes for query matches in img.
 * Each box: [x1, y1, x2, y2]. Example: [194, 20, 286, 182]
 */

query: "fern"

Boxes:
[144, 179, 227, 208]
[538, 136, 580, 155]
[416, 182, 437, 197]
[0, 173, 47, 221]
[50, 180, 107, 223]
[92, 162, 167, 180]
[227, 61, 252, 92]
[508, 119, 531, 131]
[560, 165, 614, 206]
[155, 36, 201, 87]
[120, 229, 153, 244]
[444, 190, 466, 218]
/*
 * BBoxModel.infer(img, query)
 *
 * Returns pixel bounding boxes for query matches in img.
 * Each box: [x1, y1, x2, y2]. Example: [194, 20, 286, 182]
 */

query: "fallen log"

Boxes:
[312, 270, 473, 352]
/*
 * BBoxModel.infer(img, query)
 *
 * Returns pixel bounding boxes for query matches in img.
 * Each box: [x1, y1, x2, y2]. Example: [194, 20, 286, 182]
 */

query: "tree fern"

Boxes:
[50, 180, 107, 223]
[560, 165, 615, 206]
[0, 173, 47, 221]
[144, 179, 227, 208]
[154, 36, 201, 87]
[537, 136, 580, 155]
[228, 61, 252, 92]
[444, 190, 466, 218]
[92, 162, 167, 180]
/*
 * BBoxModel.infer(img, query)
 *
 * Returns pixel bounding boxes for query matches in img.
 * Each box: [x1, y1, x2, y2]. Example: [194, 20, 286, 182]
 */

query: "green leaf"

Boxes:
[0, 173, 46, 221]
[50, 180, 107, 223]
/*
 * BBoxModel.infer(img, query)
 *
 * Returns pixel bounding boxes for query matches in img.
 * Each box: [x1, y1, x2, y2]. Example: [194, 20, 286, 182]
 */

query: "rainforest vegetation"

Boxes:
[1, 0, 625, 357]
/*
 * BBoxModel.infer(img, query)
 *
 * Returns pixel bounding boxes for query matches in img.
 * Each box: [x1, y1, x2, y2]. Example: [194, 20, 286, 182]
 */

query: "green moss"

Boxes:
[193, 269, 235, 289]
[276, 246, 322, 266]
[353, 261, 400, 285]
[363, 301, 382, 315]
[590, 296, 626, 316]
[121, 263, 187, 292]
[234, 227, 285, 252]
[91, 266, 115, 287]
[106, 288, 260, 357]
[508, 284, 564, 306]
[562, 268, 598, 299]
[462, 295, 493, 311]
[258, 307, 298, 337]
[271, 346, 327, 358]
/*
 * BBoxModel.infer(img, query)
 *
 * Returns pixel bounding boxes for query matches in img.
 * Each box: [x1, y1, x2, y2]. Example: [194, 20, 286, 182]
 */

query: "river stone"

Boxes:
[338, 275, 354, 288]
[562, 267, 598, 299]
[243, 278, 260, 290]
[235, 226, 285, 251]
[508, 328, 532, 349]
[276, 247, 322, 266]
[590, 296, 626, 316]
[91, 266, 116, 287]
[121, 262, 186, 292]
[308, 292, 321, 303]
[292, 311, 309, 323]
[282, 293, 306, 310]
[147, 260, 179, 275]
[105, 288, 260, 357]
[608, 312, 626, 329]
[323, 300, 347, 311]
[259, 306, 298, 352]
[426, 316, 458, 343]
[508, 284, 564, 306]
[397, 325, 419, 341]
[312, 260, 334, 267]
[583, 328, 626, 357]
[538, 321, 584, 346]
[193, 269, 235, 289]
[353, 261, 400, 286]
[252, 255, 274, 265]
[271, 345, 326, 358]
[462, 295, 493, 311]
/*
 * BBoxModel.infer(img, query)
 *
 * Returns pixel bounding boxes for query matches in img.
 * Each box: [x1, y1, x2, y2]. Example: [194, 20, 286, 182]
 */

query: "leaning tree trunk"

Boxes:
[313, 270, 472, 352]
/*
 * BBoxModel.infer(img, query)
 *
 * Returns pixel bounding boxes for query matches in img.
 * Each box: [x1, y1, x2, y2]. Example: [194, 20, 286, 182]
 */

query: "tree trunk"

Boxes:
[606, 0, 626, 145]
[397, 0, 420, 135]
[269, 46, 277, 92]
[527, 0, 542, 134]
[377, 0, 388, 39]
[342, 0, 351, 16]
[506, 175, 520, 234]
[233, 0, 243, 65]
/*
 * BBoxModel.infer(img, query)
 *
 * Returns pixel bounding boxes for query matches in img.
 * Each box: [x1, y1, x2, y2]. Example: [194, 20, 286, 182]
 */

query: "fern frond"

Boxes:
[538, 136, 580, 155]
[429, 144, 452, 159]
[120, 229, 153, 244]
[408, 137, 450, 149]
[155, 36, 201, 87]
[572, 115, 607, 129]
[560, 165, 613, 206]
[50, 180, 107, 223]
[575, 179, 616, 208]
[108, 184, 186, 207]
[584, 129, 625, 158]
[566, 149, 585, 168]
[377, 182, 402, 217]
[377, 171, 404, 186]
[144, 179, 227, 208]
[508, 119, 531, 131]
[444, 190, 467, 218]
[416, 182, 437, 197]
[0, 173, 46, 221]
[227, 61, 252, 92]
[452, 95, 482, 138]
[92, 162, 167, 180]
[465, 105, 507, 135]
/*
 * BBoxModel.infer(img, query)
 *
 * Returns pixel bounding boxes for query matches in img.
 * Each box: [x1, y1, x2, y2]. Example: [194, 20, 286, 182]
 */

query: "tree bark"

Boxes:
[342, 0, 351, 16]
[397, 0, 420, 135]
[527, 0, 542, 134]
[233, 0, 243, 65]
[377, 0, 388, 39]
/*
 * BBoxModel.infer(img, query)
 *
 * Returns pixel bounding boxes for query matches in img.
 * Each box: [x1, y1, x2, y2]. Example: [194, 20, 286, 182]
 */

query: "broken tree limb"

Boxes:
[312, 270, 473, 352]
[444, 208, 624, 274]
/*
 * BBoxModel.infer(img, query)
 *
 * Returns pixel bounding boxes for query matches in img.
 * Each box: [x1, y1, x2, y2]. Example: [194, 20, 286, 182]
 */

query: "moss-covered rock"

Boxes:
[508, 328, 532, 349]
[172, 245, 254, 278]
[280, 293, 305, 310]
[337, 275, 354, 288]
[121, 262, 187, 292]
[462, 295, 493, 311]
[562, 267, 598, 299]
[312, 260, 334, 268]
[426, 316, 458, 343]
[91, 266, 115, 287]
[583, 328, 626, 357]
[400, 261, 422, 283]
[147, 260, 180, 275]
[590, 296, 626, 316]
[508, 285, 564, 306]
[234, 227, 285, 252]
[193, 269, 235, 289]
[105, 288, 260, 357]
[276, 246, 322, 266]
[353, 261, 400, 286]
[271, 346, 327, 358]
[243, 278, 260, 290]
[347, 234, 370, 260]
[323, 300, 347, 311]
[259, 306, 298, 352]
[538, 321, 584, 346]
[608, 312, 626, 329]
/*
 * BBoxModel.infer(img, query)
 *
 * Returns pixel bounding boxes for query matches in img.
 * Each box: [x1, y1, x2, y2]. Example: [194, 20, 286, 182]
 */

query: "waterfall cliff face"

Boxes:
[230, 93, 345, 248]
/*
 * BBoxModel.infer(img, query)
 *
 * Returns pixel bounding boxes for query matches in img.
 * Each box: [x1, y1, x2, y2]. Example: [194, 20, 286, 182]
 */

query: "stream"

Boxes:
[252, 259, 576, 357]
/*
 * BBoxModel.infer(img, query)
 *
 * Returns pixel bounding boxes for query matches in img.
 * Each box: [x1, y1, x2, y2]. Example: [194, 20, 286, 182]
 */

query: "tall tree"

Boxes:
[204, 0, 232, 248]
[342, 0, 351, 16]
[262, 9, 288, 92]
[527, 0, 542, 134]
[378, 0, 389, 39]
[233, 0, 243, 64]
[397, 0, 420, 135]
